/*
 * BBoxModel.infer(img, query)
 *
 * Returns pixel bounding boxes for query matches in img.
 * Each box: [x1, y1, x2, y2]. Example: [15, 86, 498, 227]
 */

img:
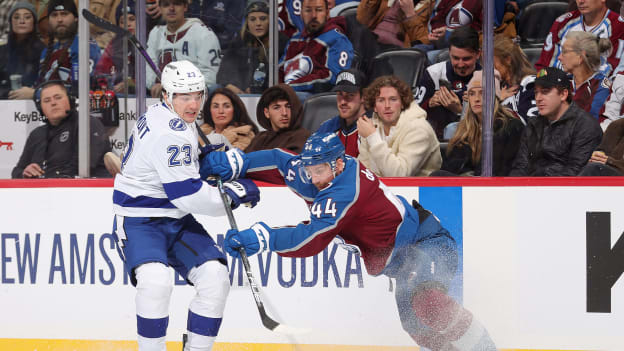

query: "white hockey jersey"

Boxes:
[146, 18, 221, 89]
[113, 103, 225, 218]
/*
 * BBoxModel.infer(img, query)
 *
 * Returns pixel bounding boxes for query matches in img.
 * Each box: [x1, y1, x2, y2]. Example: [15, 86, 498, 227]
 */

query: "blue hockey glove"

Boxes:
[199, 148, 248, 182]
[199, 143, 227, 160]
[223, 179, 260, 209]
[224, 222, 271, 258]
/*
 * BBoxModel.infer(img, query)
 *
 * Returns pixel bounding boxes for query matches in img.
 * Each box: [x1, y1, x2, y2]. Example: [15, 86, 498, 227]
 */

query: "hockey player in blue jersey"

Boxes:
[112, 60, 259, 351]
[201, 132, 497, 351]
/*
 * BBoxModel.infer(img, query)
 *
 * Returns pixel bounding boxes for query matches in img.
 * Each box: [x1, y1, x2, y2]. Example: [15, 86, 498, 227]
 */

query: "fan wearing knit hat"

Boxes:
[433, 69, 525, 177]
[0, 1, 45, 99]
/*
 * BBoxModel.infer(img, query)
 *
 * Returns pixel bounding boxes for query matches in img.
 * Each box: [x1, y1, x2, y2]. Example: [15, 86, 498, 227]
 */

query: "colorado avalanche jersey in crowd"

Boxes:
[278, 0, 305, 37]
[502, 75, 538, 123]
[572, 72, 611, 119]
[280, 16, 354, 92]
[429, 0, 507, 31]
[316, 116, 360, 157]
[38, 36, 101, 84]
[146, 18, 221, 88]
[535, 9, 624, 77]
[113, 103, 225, 218]
[244, 149, 448, 276]
[414, 60, 479, 110]
[600, 73, 624, 129]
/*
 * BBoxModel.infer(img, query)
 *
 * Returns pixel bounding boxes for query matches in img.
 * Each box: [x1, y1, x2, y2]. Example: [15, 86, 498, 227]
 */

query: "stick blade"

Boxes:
[81, 9, 127, 36]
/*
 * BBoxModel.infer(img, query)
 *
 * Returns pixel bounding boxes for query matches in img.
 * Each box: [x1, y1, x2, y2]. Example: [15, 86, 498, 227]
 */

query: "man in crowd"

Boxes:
[280, 0, 354, 93]
[245, 83, 311, 153]
[536, 0, 624, 76]
[316, 68, 366, 157]
[414, 25, 481, 139]
[10, 0, 101, 100]
[358, 75, 441, 177]
[12, 80, 117, 178]
[510, 67, 603, 176]
[146, 0, 221, 97]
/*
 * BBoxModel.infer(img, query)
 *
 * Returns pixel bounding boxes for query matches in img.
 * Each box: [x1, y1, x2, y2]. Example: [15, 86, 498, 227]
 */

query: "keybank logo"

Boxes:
[0, 140, 13, 150]
[14, 111, 45, 123]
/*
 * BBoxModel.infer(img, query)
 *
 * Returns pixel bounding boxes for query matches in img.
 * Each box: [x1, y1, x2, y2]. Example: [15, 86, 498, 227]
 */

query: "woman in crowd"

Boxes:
[216, 0, 288, 94]
[0, 2, 45, 99]
[436, 70, 524, 176]
[559, 31, 612, 119]
[493, 34, 537, 123]
[200, 88, 258, 150]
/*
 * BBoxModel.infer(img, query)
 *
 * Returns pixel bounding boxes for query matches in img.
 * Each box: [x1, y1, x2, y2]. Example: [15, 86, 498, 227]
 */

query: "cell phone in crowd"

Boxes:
[438, 79, 452, 91]
[363, 110, 373, 118]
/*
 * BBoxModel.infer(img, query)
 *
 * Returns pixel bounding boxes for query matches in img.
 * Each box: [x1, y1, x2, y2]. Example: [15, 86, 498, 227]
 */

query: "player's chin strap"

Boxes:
[215, 176, 308, 335]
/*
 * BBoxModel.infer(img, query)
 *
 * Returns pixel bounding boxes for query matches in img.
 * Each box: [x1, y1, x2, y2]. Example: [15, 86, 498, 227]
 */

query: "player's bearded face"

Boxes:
[305, 163, 334, 190]
[171, 91, 204, 123]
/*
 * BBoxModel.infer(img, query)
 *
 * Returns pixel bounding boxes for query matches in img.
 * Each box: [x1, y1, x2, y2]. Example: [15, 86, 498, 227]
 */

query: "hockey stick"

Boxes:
[82, 9, 162, 77]
[215, 177, 308, 335]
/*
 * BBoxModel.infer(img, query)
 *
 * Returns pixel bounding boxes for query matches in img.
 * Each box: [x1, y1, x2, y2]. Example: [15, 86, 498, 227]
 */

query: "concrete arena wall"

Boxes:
[0, 178, 623, 351]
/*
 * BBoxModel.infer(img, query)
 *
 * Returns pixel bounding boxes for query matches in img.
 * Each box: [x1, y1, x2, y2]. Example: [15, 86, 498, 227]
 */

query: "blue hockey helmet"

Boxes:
[299, 132, 345, 183]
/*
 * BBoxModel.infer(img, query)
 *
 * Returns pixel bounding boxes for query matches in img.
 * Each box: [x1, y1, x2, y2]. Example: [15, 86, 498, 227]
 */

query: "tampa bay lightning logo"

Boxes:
[169, 118, 187, 131]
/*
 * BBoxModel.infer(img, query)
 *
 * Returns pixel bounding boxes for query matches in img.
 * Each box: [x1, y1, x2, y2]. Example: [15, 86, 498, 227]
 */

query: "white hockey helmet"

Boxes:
[160, 60, 205, 95]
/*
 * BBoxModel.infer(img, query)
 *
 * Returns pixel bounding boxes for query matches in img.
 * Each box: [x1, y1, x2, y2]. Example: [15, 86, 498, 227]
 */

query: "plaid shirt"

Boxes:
[0, 0, 18, 44]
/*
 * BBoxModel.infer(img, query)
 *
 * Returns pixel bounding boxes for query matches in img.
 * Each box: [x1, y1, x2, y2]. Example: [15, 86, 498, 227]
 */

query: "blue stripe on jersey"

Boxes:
[187, 310, 222, 337]
[137, 315, 169, 338]
[113, 190, 176, 208]
[162, 178, 203, 201]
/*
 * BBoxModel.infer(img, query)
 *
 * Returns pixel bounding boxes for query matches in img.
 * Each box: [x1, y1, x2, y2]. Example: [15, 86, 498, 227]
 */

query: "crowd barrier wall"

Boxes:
[0, 178, 622, 351]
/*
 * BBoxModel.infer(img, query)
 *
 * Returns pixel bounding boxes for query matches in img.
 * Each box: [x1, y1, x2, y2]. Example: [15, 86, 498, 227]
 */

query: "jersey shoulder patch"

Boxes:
[556, 12, 573, 23]
[169, 118, 187, 131]
[602, 77, 612, 89]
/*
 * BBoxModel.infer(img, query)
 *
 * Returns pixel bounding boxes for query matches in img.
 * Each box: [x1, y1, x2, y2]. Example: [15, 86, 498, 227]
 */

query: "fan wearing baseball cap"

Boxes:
[315, 68, 367, 157]
[510, 67, 603, 176]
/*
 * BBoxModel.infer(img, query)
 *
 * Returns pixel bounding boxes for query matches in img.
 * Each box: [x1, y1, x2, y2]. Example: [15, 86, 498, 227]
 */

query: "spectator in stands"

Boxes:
[600, 72, 624, 130]
[94, 0, 136, 94]
[217, 0, 289, 95]
[358, 75, 441, 176]
[316, 68, 367, 157]
[535, 0, 624, 77]
[146, 0, 221, 98]
[435, 70, 524, 176]
[12, 80, 118, 178]
[415, 25, 481, 140]
[559, 31, 612, 119]
[187, 0, 245, 50]
[280, 0, 354, 94]
[87, 0, 116, 50]
[356, 0, 423, 50]
[0, 0, 19, 44]
[578, 117, 624, 176]
[245, 83, 311, 153]
[200, 88, 259, 150]
[11, 0, 102, 100]
[494, 34, 537, 123]
[510, 67, 603, 176]
[0, 2, 45, 99]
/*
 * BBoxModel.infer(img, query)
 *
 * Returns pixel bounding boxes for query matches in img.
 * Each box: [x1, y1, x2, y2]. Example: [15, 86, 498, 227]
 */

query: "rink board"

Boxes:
[0, 178, 623, 351]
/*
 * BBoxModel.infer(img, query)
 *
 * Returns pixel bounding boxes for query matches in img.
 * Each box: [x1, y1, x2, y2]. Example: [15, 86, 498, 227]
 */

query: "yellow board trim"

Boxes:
[0, 339, 595, 351]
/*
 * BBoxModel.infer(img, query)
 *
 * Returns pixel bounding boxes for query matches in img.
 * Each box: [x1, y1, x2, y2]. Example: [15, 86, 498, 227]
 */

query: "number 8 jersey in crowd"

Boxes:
[113, 103, 225, 219]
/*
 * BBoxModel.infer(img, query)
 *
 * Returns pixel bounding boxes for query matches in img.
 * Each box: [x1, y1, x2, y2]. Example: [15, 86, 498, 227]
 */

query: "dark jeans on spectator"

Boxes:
[578, 162, 623, 176]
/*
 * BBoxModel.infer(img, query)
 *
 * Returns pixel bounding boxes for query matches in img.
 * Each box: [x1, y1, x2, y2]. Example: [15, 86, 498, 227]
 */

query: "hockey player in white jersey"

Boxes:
[112, 60, 259, 351]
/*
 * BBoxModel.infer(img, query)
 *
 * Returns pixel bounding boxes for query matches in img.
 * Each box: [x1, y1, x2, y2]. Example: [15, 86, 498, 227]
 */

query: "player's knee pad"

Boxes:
[411, 286, 471, 334]
[135, 262, 173, 316]
[188, 261, 230, 316]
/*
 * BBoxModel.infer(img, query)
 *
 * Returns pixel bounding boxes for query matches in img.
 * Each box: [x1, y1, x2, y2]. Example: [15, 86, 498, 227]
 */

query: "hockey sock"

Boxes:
[185, 261, 230, 351]
[135, 263, 173, 351]
[411, 288, 496, 351]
